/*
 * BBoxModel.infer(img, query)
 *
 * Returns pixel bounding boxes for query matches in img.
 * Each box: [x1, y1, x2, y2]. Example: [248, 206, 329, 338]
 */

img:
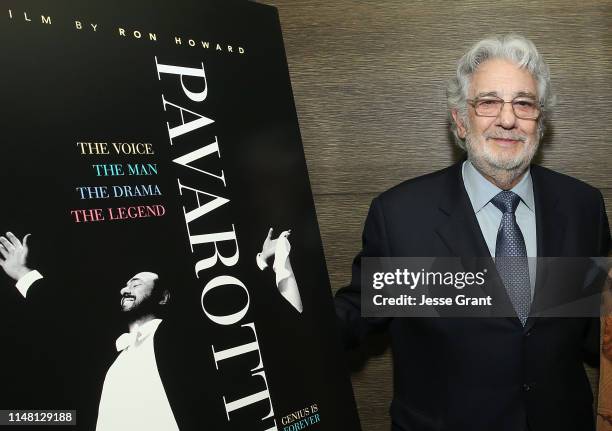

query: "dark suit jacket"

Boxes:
[335, 161, 611, 431]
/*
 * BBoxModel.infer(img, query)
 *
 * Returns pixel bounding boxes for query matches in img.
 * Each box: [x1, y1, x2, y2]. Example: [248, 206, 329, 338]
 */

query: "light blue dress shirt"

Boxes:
[462, 160, 537, 299]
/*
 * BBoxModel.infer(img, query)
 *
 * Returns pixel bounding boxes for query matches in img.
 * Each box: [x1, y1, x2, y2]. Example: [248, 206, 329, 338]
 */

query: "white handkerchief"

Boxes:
[273, 233, 291, 286]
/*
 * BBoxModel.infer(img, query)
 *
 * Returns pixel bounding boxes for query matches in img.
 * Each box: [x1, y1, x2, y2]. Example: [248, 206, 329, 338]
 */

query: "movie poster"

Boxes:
[0, 1, 361, 430]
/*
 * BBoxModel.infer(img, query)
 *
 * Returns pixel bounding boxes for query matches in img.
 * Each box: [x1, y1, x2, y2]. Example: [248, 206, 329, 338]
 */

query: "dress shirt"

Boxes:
[462, 160, 537, 298]
[15, 270, 43, 297]
[96, 318, 178, 431]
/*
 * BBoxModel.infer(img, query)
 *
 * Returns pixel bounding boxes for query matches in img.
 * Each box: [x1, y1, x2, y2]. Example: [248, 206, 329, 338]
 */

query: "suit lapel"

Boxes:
[434, 163, 569, 329]
[531, 165, 566, 259]
[435, 162, 490, 258]
[435, 161, 519, 322]
[524, 165, 567, 332]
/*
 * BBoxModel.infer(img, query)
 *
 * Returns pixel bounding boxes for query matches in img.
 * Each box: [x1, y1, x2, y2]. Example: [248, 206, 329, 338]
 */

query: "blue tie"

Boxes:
[491, 191, 531, 325]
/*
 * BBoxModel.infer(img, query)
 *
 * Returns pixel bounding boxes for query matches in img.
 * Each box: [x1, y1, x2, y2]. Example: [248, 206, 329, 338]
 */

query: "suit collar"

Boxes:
[436, 162, 566, 257]
[524, 165, 568, 331]
[435, 161, 564, 328]
[435, 161, 519, 320]
[436, 160, 491, 258]
[530, 164, 566, 257]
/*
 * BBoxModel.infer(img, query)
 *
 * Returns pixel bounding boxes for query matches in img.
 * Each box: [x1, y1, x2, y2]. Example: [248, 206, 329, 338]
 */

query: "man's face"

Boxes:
[120, 271, 159, 313]
[454, 58, 540, 176]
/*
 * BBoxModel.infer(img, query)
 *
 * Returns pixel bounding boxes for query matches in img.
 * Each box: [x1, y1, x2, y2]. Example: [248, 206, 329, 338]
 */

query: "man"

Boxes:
[0, 233, 178, 431]
[335, 34, 610, 431]
[95, 271, 178, 431]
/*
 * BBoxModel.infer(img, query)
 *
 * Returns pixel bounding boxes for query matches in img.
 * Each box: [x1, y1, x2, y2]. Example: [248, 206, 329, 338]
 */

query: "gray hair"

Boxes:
[447, 34, 555, 149]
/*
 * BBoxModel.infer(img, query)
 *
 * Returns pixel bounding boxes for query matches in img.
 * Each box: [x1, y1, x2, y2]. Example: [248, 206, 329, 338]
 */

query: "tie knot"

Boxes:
[491, 191, 521, 214]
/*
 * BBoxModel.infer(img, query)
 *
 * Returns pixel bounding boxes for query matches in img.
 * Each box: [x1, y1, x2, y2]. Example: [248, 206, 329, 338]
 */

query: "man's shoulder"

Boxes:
[376, 163, 458, 207]
[372, 162, 605, 212]
[531, 164, 604, 203]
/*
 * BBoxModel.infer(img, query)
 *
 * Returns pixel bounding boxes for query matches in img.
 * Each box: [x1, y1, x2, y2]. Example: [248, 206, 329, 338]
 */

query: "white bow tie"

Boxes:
[114, 319, 162, 351]
[115, 331, 140, 352]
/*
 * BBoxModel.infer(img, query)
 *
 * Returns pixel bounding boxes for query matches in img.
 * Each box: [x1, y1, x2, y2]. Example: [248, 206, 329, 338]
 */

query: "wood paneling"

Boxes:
[258, 1, 611, 429]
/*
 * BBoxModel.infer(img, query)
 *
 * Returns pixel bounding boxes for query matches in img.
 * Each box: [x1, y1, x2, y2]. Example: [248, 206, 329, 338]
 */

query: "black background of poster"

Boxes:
[0, 1, 360, 430]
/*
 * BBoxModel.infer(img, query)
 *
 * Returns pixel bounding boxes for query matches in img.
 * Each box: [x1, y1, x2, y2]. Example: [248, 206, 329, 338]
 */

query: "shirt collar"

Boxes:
[115, 318, 162, 351]
[133, 318, 163, 338]
[462, 160, 535, 213]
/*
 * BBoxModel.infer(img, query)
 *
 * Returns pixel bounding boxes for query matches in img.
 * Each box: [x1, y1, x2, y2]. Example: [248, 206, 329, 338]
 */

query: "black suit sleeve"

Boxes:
[24, 277, 53, 303]
[334, 196, 393, 349]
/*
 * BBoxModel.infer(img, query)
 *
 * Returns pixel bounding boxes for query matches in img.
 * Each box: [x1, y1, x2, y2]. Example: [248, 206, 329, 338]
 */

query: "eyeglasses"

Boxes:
[467, 96, 542, 120]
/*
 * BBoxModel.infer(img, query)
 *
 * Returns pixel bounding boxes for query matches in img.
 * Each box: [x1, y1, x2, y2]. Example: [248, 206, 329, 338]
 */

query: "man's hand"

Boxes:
[0, 232, 32, 281]
[260, 228, 278, 263]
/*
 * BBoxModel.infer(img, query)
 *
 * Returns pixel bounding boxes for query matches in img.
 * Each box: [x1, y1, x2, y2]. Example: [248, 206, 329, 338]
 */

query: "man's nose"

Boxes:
[120, 285, 129, 295]
[496, 101, 517, 129]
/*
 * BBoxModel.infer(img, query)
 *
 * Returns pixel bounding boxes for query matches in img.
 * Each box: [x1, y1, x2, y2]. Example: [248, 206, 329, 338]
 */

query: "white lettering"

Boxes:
[172, 137, 225, 185]
[155, 58, 209, 102]
[201, 275, 249, 325]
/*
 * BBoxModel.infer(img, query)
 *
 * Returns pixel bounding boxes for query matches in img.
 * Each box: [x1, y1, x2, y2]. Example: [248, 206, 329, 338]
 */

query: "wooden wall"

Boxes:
[258, 1, 612, 429]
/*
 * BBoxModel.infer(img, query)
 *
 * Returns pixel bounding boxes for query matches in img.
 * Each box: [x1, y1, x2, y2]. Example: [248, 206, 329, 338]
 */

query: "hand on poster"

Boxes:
[257, 228, 303, 313]
[0, 232, 32, 281]
[258, 228, 278, 266]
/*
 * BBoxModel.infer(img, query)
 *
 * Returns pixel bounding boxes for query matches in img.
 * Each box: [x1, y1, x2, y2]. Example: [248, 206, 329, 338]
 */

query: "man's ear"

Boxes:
[159, 290, 170, 305]
[451, 109, 467, 139]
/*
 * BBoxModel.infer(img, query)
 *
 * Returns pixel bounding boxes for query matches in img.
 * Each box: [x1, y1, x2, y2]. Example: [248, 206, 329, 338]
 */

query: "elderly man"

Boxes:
[0, 233, 178, 431]
[335, 34, 610, 431]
